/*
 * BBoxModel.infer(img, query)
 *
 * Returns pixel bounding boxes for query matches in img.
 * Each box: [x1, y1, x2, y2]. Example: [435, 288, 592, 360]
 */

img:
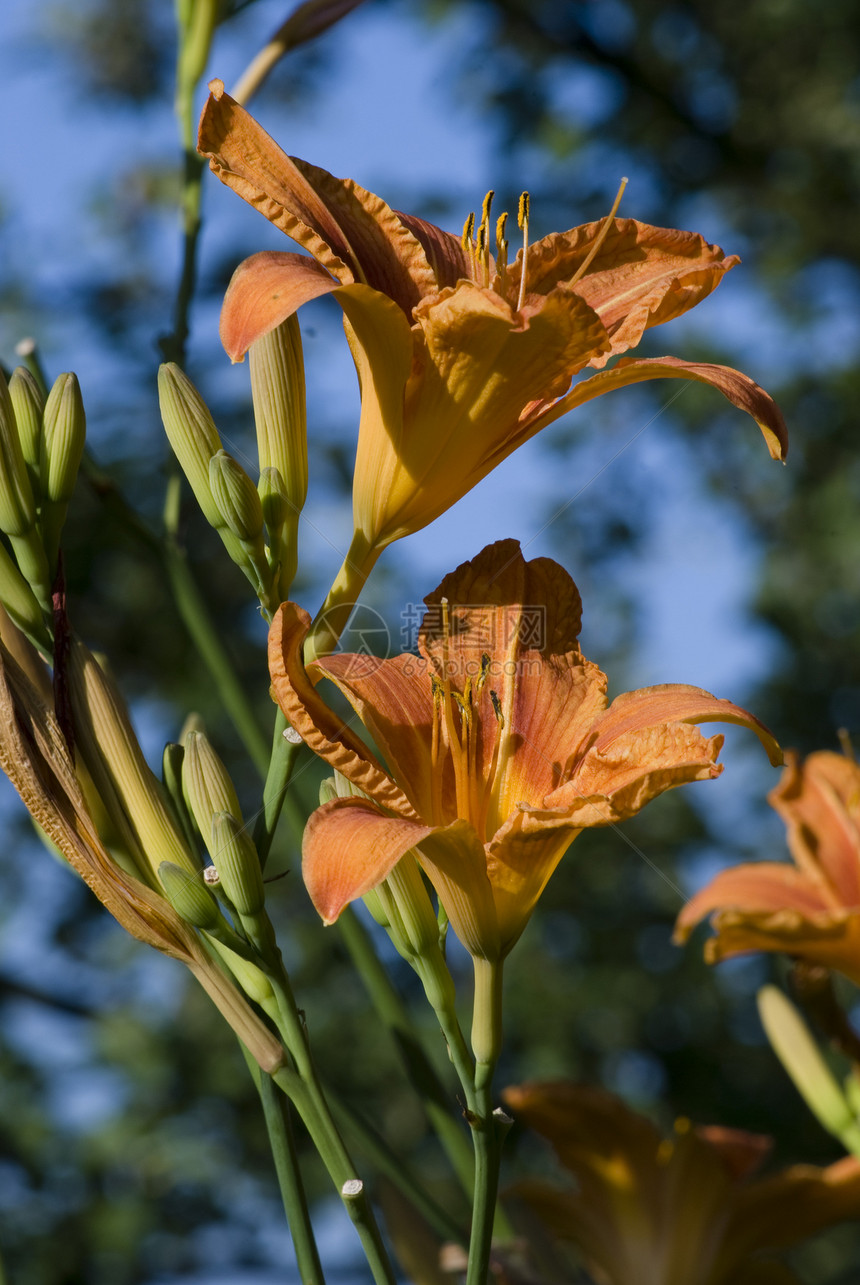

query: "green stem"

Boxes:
[266, 968, 397, 1285]
[243, 1048, 325, 1285]
[162, 532, 270, 774]
[332, 1091, 466, 1245]
[253, 706, 305, 868]
[465, 959, 508, 1285]
[337, 907, 476, 1197]
[304, 530, 383, 662]
[465, 1078, 506, 1285]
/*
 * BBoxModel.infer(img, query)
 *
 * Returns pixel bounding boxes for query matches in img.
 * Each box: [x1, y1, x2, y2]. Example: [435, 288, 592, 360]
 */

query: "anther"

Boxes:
[494, 213, 509, 284]
[490, 690, 505, 727]
[516, 192, 530, 313]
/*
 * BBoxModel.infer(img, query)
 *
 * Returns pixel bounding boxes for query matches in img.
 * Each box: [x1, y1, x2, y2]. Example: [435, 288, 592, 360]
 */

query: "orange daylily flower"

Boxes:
[502, 1080, 860, 1285]
[676, 749, 860, 986]
[268, 540, 781, 960]
[199, 82, 787, 559]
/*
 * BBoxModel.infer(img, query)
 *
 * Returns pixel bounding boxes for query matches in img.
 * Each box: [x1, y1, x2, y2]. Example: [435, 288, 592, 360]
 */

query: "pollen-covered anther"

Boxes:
[516, 191, 530, 312]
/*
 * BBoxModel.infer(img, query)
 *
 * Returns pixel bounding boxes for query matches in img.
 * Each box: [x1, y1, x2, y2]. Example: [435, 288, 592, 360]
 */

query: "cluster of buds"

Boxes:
[158, 315, 307, 618]
[0, 365, 86, 649]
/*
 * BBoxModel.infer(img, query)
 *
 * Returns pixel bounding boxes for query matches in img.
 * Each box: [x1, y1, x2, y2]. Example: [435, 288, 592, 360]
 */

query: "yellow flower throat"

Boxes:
[428, 599, 508, 843]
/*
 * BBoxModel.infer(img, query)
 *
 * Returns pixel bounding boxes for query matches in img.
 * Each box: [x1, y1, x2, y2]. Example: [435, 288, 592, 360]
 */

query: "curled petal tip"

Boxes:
[208, 78, 225, 99]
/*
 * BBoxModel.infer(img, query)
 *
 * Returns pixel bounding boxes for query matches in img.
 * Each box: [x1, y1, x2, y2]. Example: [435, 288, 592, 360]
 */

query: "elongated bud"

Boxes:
[176, 0, 218, 97]
[162, 741, 200, 855]
[67, 639, 200, 885]
[182, 729, 243, 842]
[210, 811, 265, 916]
[159, 860, 223, 930]
[258, 466, 288, 535]
[157, 364, 223, 527]
[8, 367, 44, 492]
[249, 317, 307, 514]
[0, 368, 37, 537]
[0, 542, 50, 649]
[209, 450, 265, 545]
[41, 373, 86, 504]
[40, 372, 87, 572]
[758, 986, 860, 1156]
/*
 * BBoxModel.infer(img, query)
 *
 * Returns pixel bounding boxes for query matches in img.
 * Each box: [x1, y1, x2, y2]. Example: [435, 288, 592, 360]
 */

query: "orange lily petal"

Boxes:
[414, 819, 501, 960]
[676, 862, 837, 938]
[314, 651, 439, 822]
[528, 354, 789, 462]
[679, 898, 860, 985]
[420, 540, 608, 814]
[369, 282, 609, 543]
[587, 683, 783, 766]
[730, 1156, 860, 1254]
[394, 209, 473, 289]
[219, 250, 340, 361]
[302, 795, 436, 923]
[199, 81, 437, 314]
[268, 602, 415, 818]
[304, 793, 500, 956]
[515, 218, 740, 365]
[769, 751, 860, 907]
[536, 723, 727, 827]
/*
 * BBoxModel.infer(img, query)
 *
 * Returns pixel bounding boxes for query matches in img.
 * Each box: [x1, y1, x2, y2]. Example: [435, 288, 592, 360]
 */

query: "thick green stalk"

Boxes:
[465, 959, 508, 1285]
[332, 1091, 466, 1245]
[243, 1049, 324, 1285]
[253, 707, 304, 867]
[337, 907, 476, 1196]
[266, 967, 397, 1285]
[304, 530, 383, 663]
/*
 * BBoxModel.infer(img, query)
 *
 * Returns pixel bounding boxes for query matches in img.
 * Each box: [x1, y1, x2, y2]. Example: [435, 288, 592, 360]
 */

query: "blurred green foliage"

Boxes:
[1, 0, 859, 1281]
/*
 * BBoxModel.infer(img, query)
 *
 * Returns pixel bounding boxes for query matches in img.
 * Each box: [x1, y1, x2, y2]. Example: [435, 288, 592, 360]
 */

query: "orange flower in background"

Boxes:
[199, 82, 787, 557]
[502, 1080, 860, 1285]
[676, 749, 860, 986]
[269, 540, 781, 961]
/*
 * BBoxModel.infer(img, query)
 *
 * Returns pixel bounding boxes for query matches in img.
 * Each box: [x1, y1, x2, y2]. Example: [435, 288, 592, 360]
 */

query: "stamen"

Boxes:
[516, 191, 530, 313]
[478, 689, 506, 840]
[439, 600, 469, 817]
[477, 191, 494, 288]
[429, 675, 444, 820]
[476, 652, 492, 695]
[568, 176, 628, 289]
[495, 213, 509, 287]
[461, 211, 476, 279]
[838, 727, 856, 762]
[476, 222, 488, 286]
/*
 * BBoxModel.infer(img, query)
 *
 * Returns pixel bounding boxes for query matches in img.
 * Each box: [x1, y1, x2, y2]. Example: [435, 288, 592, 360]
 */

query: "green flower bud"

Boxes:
[41, 373, 86, 504]
[40, 372, 87, 573]
[182, 729, 243, 842]
[758, 985, 860, 1156]
[258, 466, 288, 535]
[159, 860, 223, 930]
[0, 368, 37, 537]
[67, 639, 200, 886]
[8, 367, 44, 493]
[161, 741, 200, 856]
[210, 810, 265, 916]
[209, 449, 265, 545]
[0, 542, 50, 650]
[157, 363, 223, 528]
[249, 315, 307, 514]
